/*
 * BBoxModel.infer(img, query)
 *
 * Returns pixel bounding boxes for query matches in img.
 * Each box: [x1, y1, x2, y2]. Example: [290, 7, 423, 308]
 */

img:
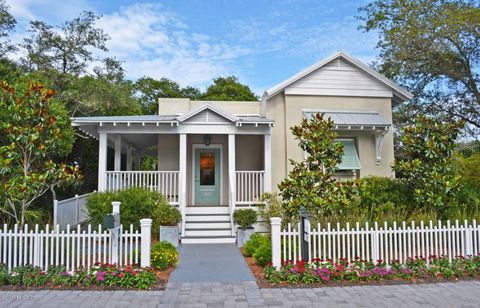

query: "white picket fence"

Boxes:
[0, 221, 152, 272]
[270, 218, 480, 269]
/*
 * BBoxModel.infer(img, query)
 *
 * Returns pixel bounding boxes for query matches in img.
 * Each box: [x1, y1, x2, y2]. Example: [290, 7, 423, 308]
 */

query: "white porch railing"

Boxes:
[54, 192, 94, 229]
[235, 171, 265, 205]
[105, 171, 180, 205]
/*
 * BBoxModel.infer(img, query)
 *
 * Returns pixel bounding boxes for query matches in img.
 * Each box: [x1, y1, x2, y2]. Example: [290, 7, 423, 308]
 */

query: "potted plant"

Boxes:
[158, 203, 182, 246]
[233, 208, 257, 247]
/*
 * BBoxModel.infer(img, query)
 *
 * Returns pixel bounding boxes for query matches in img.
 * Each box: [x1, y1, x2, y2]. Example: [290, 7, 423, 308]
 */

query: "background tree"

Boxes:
[394, 115, 464, 215]
[134, 77, 201, 114]
[0, 0, 15, 54]
[0, 80, 80, 226]
[201, 76, 258, 101]
[21, 11, 109, 89]
[359, 0, 480, 134]
[278, 113, 357, 221]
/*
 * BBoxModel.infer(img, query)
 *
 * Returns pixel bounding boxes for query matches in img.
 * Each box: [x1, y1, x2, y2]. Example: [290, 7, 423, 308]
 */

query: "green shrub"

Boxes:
[151, 241, 179, 270]
[157, 203, 182, 226]
[244, 233, 269, 257]
[257, 192, 293, 228]
[253, 240, 272, 267]
[357, 176, 414, 220]
[86, 187, 169, 236]
[233, 208, 257, 229]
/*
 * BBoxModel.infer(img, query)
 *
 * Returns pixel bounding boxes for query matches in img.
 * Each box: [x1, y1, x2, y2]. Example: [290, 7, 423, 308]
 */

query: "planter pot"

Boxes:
[159, 225, 179, 246]
[237, 228, 255, 247]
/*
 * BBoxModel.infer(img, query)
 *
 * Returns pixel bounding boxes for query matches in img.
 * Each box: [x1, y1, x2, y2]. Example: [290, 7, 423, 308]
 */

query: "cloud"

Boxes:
[96, 3, 252, 88]
[227, 9, 378, 63]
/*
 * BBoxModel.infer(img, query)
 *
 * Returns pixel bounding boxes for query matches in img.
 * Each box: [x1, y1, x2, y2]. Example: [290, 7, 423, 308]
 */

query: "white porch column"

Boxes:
[98, 132, 108, 192]
[179, 134, 187, 236]
[228, 134, 236, 235]
[264, 134, 272, 192]
[135, 150, 141, 171]
[114, 135, 122, 171]
[126, 145, 133, 171]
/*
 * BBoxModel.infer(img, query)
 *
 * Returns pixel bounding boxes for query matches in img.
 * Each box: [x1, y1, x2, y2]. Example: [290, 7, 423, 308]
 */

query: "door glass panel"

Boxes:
[199, 152, 215, 185]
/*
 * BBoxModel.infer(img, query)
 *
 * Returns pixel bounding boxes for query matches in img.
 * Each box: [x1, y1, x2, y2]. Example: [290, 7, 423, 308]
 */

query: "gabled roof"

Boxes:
[264, 51, 413, 101]
[177, 103, 239, 122]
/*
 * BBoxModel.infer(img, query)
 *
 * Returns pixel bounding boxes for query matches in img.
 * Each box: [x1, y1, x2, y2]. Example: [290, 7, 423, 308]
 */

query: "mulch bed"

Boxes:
[0, 267, 175, 291]
[240, 248, 480, 289]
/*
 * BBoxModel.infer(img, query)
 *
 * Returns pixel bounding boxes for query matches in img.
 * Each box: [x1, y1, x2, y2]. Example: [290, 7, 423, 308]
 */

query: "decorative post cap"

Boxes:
[140, 218, 153, 226]
[112, 201, 121, 214]
[270, 217, 282, 225]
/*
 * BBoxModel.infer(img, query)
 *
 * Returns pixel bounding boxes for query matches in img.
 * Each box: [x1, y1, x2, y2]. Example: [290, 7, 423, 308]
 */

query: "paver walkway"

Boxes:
[2, 280, 480, 307]
[169, 244, 255, 283]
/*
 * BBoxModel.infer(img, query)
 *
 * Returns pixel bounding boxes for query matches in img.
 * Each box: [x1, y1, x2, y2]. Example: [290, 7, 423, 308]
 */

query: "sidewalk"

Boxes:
[168, 244, 255, 283]
[2, 281, 480, 307]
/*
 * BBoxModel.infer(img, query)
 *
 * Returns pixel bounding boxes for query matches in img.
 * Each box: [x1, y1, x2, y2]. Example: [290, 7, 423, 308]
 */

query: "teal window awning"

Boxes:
[337, 140, 361, 170]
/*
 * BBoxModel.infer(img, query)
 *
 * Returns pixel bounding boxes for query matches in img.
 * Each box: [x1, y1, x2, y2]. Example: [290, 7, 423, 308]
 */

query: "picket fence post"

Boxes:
[372, 222, 380, 262]
[271, 217, 282, 270]
[110, 202, 121, 265]
[53, 200, 58, 228]
[140, 218, 152, 267]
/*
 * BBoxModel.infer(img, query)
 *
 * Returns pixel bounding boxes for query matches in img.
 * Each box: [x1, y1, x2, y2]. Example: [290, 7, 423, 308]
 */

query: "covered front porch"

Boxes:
[72, 104, 274, 242]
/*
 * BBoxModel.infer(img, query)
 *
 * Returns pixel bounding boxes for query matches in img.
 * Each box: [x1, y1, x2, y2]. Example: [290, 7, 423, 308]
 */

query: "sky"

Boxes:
[6, 0, 379, 94]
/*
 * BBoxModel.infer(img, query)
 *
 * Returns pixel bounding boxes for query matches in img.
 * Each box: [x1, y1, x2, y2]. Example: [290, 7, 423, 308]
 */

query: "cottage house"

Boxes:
[72, 51, 413, 243]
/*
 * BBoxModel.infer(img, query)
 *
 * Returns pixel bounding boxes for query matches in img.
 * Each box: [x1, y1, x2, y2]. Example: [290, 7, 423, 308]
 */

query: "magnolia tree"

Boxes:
[0, 80, 80, 226]
[278, 113, 357, 220]
[394, 115, 464, 214]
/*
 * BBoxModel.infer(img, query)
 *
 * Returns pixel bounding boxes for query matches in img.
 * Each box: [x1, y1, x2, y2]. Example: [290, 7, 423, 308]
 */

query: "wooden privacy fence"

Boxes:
[270, 218, 480, 269]
[0, 220, 152, 272]
[53, 192, 94, 229]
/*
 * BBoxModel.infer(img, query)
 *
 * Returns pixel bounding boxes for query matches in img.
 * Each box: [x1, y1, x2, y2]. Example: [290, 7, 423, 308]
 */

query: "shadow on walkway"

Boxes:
[169, 244, 255, 283]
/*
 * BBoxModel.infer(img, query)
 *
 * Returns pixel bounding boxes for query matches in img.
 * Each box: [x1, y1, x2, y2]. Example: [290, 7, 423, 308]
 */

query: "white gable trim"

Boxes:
[264, 51, 413, 101]
[177, 103, 239, 123]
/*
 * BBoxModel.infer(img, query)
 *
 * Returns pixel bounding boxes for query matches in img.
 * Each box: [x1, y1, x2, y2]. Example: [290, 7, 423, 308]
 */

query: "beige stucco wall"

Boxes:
[264, 94, 288, 190]
[158, 98, 261, 115]
[157, 135, 179, 171]
[236, 135, 264, 171]
[265, 94, 395, 189]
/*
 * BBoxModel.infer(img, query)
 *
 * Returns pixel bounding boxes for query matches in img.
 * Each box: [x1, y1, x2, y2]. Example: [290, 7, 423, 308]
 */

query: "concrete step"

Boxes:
[185, 229, 232, 237]
[186, 214, 230, 222]
[181, 236, 236, 244]
[185, 222, 231, 229]
[186, 206, 230, 215]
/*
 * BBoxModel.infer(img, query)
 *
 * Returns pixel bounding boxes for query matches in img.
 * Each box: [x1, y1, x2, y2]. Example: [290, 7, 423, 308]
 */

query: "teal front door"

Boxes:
[194, 148, 221, 205]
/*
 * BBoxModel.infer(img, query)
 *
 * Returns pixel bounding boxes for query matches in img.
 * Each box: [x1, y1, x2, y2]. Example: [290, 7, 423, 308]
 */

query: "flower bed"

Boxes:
[0, 263, 164, 290]
[263, 256, 480, 287]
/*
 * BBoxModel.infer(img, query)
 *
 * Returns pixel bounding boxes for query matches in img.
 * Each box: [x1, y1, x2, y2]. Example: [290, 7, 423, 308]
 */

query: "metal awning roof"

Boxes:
[303, 109, 391, 130]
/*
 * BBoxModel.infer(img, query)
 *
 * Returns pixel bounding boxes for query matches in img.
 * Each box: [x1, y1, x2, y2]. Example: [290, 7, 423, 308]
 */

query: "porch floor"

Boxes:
[169, 244, 254, 283]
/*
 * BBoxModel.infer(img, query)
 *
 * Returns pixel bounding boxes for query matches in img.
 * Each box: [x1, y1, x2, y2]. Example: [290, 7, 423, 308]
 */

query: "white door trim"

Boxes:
[191, 144, 223, 205]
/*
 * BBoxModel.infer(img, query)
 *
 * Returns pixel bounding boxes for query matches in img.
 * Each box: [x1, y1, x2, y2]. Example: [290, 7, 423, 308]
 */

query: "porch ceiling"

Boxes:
[118, 134, 158, 150]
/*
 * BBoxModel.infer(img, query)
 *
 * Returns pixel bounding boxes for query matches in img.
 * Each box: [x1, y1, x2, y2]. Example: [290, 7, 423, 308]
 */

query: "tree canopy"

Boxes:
[201, 76, 258, 101]
[359, 0, 480, 133]
[134, 77, 201, 114]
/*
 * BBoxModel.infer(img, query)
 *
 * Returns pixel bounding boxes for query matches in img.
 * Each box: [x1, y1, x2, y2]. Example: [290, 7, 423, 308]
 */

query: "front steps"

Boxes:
[181, 205, 236, 244]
